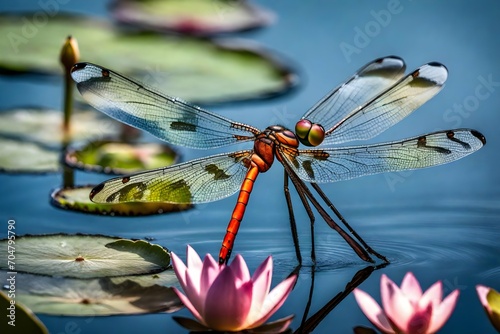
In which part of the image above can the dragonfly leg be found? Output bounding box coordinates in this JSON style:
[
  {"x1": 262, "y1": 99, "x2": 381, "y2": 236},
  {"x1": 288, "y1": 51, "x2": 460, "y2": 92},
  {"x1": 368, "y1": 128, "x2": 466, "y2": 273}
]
[
  {"x1": 281, "y1": 158, "x2": 374, "y2": 263},
  {"x1": 284, "y1": 172, "x2": 303, "y2": 264},
  {"x1": 288, "y1": 172, "x2": 317, "y2": 264},
  {"x1": 300, "y1": 265, "x2": 315, "y2": 329},
  {"x1": 310, "y1": 183, "x2": 389, "y2": 264}
]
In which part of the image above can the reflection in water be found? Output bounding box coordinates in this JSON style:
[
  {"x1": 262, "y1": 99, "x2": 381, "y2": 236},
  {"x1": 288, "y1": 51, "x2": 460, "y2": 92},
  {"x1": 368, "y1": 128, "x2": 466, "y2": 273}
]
[
  {"x1": 293, "y1": 264, "x2": 384, "y2": 334},
  {"x1": 239, "y1": 201, "x2": 500, "y2": 270},
  {"x1": 159, "y1": 197, "x2": 500, "y2": 279}
]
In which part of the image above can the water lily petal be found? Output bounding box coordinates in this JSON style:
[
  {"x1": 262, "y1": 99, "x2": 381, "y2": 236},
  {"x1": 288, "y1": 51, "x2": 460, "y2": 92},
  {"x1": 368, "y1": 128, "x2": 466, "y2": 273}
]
[
  {"x1": 200, "y1": 254, "x2": 220, "y2": 301},
  {"x1": 427, "y1": 289, "x2": 459, "y2": 333},
  {"x1": 381, "y1": 274, "x2": 414, "y2": 332},
  {"x1": 249, "y1": 314, "x2": 295, "y2": 333},
  {"x1": 230, "y1": 254, "x2": 251, "y2": 285},
  {"x1": 187, "y1": 245, "x2": 203, "y2": 279},
  {"x1": 406, "y1": 303, "x2": 432, "y2": 334},
  {"x1": 204, "y1": 266, "x2": 253, "y2": 331},
  {"x1": 248, "y1": 274, "x2": 297, "y2": 328},
  {"x1": 353, "y1": 288, "x2": 394, "y2": 334},
  {"x1": 401, "y1": 272, "x2": 423, "y2": 303},
  {"x1": 171, "y1": 251, "x2": 189, "y2": 292},
  {"x1": 247, "y1": 256, "x2": 273, "y2": 321},
  {"x1": 252, "y1": 256, "x2": 273, "y2": 293},
  {"x1": 185, "y1": 265, "x2": 204, "y2": 314},
  {"x1": 477, "y1": 285, "x2": 492, "y2": 312},
  {"x1": 172, "y1": 287, "x2": 205, "y2": 325},
  {"x1": 419, "y1": 281, "x2": 443, "y2": 310}
]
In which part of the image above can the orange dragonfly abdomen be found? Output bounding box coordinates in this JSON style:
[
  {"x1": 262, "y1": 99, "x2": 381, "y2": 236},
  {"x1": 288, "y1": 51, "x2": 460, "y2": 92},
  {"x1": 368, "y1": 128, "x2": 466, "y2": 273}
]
[{"x1": 219, "y1": 164, "x2": 260, "y2": 264}]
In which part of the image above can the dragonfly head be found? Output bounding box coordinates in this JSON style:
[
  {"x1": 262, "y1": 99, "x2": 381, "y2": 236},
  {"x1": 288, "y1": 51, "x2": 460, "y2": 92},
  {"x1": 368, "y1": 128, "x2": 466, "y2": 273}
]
[{"x1": 295, "y1": 119, "x2": 325, "y2": 147}]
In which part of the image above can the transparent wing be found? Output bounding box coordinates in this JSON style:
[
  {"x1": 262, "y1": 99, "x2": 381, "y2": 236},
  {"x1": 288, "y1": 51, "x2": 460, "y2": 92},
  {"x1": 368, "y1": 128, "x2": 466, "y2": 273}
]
[
  {"x1": 281, "y1": 129, "x2": 485, "y2": 183},
  {"x1": 323, "y1": 62, "x2": 448, "y2": 145},
  {"x1": 301, "y1": 56, "x2": 406, "y2": 131},
  {"x1": 90, "y1": 151, "x2": 253, "y2": 204},
  {"x1": 71, "y1": 63, "x2": 260, "y2": 149}
]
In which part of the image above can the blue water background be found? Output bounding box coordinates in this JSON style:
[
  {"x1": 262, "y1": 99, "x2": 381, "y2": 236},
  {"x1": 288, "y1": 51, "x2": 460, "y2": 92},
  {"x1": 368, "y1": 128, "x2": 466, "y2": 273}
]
[{"x1": 0, "y1": 1, "x2": 499, "y2": 333}]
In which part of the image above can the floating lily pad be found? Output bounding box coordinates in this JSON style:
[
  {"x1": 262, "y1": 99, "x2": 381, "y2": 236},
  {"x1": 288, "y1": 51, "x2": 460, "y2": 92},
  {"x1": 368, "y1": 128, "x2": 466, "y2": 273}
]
[
  {"x1": 0, "y1": 136, "x2": 60, "y2": 173},
  {"x1": 110, "y1": 269, "x2": 179, "y2": 288},
  {"x1": 65, "y1": 140, "x2": 178, "y2": 174},
  {"x1": 0, "y1": 107, "x2": 122, "y2": 146},
  {"x1": 51, "y1": 185, "x2": 192, "y2": 215},
  {"x1": 0, "y1": 290, "x2": 48, "y2": 333},
  {"x1": 0, "y1": 14, "x2": 297, "y2": 103},
  {"x1": 111, "y1": 0, "x2": 275, "y2": 35},
  {"x1": 0, "y1": 234, "x2": 170, "y2": 278},
  {"x1": 0, "y1": 271, "x2": 183, "y2": 316}
]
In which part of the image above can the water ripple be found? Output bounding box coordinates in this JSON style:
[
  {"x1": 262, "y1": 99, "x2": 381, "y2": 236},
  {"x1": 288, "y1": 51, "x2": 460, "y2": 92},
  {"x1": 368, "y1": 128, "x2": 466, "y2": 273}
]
[{"x1": 152, "y1": 200, "x2": 500, "y2": 277}]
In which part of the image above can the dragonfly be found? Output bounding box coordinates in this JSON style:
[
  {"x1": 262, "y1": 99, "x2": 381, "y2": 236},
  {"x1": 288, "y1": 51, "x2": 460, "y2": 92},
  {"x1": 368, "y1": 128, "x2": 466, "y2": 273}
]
[{"x1": 71, "y1": 56, "x2": 486, "y2": 265}]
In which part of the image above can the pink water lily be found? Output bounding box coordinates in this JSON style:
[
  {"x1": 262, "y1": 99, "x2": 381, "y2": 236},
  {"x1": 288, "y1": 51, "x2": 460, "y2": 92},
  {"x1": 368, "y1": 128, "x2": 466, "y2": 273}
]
[
  {"x1": 171, "y1": 245, "x2": 297, "y2": 333},
  {"x1": 476, "y1": 285, "x2": 500, "y2": 331},
  {"x1": 353, "y1": 272, "x2": 459, "y2": 334}
]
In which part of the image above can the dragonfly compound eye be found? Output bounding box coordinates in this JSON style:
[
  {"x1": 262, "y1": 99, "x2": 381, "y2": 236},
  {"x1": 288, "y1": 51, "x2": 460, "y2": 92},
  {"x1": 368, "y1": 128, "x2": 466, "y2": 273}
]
[{"x1": 295, "y1": 119, "x2": 325, "y2": 147}]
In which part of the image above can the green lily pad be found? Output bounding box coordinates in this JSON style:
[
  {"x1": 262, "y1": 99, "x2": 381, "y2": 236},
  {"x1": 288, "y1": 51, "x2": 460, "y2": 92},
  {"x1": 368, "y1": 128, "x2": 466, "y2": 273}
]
[
  {"x1": 0, "y1": 107, "x2": 122, "y2": 146},
  {"x1": 0, "y1": 271, "x2": 183, "y2": 316},
  {"x1": 0, "y1": 290, "x2": 48, "y2": 333},
  {"x1": 0, "y1": 108, "x2": 138, "y2": 173},
  {"x1": 65, "y1": 140, "x2": 178, "y2": 174},
  {"x1": 111, "y1": 0, "x2": 275, "y2": 35},
  {"x1": 0, "y1": 234, "x2": 170, "y2": 278},
  {"x1": 51, "y1": 185, "x2": 192, "y2": 215},
  {"x1": 0, "y1": 136, "x2": 60, "y2": 173},
  {"x1": 0, "y1": 14, "x2": 297, "y2": 103},
  {"x1": 109, "y1": 269, "x2": 179, "y2": 288}
]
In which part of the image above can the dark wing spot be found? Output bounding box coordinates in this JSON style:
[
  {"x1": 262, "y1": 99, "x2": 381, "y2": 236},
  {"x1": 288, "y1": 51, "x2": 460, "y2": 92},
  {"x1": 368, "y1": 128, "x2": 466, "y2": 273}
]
[
  {"x1": 106, "y1": 192, "x2": 120, "y2": 203},
  {"x1": 170, "y1": 180, "x2": 188, "y2": 190},
  {"x1": 431, "y1": 146, "x2": 452, "y2": 154},
  {"x1": 170, "y1": 121, "x2": 196, "y2": 132},
  {"x1": 116, "y1": 182, "x2": 148, "y2": 201},
  {"x1": 122, "y1": 176, "x2": 130, "y2": 184},
  {"x1": 71, "y1": 62, "x2": 87, "y2": 73},
  {"x1": 417, "y1": 136, "x2": 451, "y2": 154},
  {"x1": 302, "y1": 160, "x2": 315, "y2": 179},
  {"x1": 471, "y1": 130, "x2": 486, "y2": 145},
  {"x1": 417, "y1": 136, "x2": 427, "y2": 148},
  {"x1": 102, "y1": 69, "x2": 110, "y2": 77},
  {"x1": 428, "y1": 61, "x2": 443, "y2": 67},
  {"x1": 205, "y1": 164, "x2": 231, "y2": 180},
  {"x1": 90, "y1": 183, "x2": 105, "y2": 200},
  {"x1": 412, "y1": 69, "x2": 420, "y2": 78},
  {"x1": 446, "y1": 130, "x2": 471, "y2": 149}
]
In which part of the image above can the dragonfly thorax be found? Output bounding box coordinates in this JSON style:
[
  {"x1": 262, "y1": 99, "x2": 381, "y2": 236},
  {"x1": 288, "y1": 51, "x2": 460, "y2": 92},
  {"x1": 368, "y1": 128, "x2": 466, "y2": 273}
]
[{"x1": 251, "y1": 126, "x2": 300, "y2": 173}]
